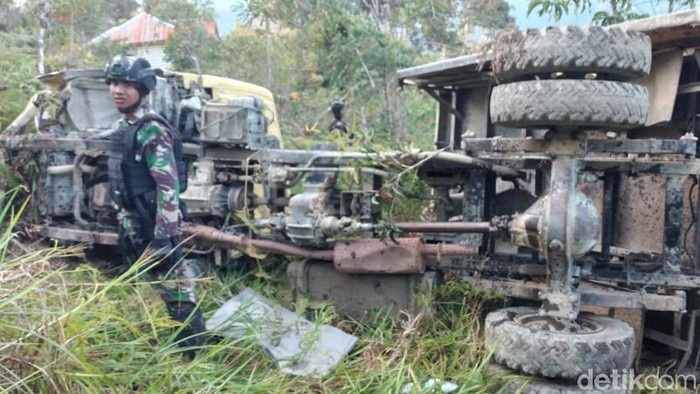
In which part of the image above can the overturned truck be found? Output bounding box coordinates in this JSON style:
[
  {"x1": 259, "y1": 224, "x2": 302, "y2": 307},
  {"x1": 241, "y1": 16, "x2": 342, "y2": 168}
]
[
  {"x1": 396, "y1": 9, "x2": 700, "y2": 378},
  {"x1": 3, "y1": 9, "x2": 700, "y2": 382}
]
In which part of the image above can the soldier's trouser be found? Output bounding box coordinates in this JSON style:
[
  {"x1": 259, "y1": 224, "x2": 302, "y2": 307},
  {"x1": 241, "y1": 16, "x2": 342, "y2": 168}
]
[
  {"x1": 122, "y1": 218, "x2": 205, "y2": 359},
  {"x1": 151, "y1": 260, "x2": 205, "y2": 359}
]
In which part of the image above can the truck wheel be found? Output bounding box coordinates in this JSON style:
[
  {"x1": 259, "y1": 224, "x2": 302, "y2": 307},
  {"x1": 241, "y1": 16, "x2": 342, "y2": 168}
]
[
  {"x1": 492, "y1": 26, "x2": 651, "y2": 82},
  {"x1": 485, "y1": 307, "x2": 635, "y2": 379},
  {"x1": 490, "y1": 80, "x2": 648, "y2": 129}
]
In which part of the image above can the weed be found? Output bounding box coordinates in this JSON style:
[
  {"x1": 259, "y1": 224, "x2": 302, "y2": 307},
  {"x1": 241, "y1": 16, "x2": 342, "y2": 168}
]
[{"x1": 0, "y1": 191, "x2": 515, "y2": 393}]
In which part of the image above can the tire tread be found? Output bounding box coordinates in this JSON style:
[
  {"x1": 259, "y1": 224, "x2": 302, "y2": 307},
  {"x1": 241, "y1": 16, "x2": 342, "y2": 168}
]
[{"x1": 492, "y1": 26, "x2": 651, "y2": 81}]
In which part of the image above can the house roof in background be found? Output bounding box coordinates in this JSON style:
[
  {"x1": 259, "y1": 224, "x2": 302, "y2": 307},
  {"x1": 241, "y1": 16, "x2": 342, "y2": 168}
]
[
  {"x1": 89, "y1": 11, "x2": 219, "y2": 46},
  {"x1": 201, "y1": 19, "x2": 219, "y2": 38},
  {"x1": 90, "y1": 12, "x2": 174, "y2": 46}
]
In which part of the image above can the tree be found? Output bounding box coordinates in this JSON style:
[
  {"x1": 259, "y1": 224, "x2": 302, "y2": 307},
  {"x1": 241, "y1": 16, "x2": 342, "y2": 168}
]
[
  {"x1": 528, "y1": 0, "x2": 697, "y2": 26},
  {"x1": 152, "y1": 0, "x2": 222, "y2": 74},
  {"x1": 145, "y1": 0, "x2": 214, "y2": 22},
  {"x1": 464, "y1": 0, "x2": 515, "y2": 40},
  {"x1": 19, "y1": 0, "x2": 139, "y2": 70},
  {"x1": 228, "y1": 0, "x2": 514, "y2": 143},
  {"x1": 0, "y1": 0, "x2": 28, "y2": 33},
  {"x1": 0, "y1": 32, "x2": 42, "y2": 130}
]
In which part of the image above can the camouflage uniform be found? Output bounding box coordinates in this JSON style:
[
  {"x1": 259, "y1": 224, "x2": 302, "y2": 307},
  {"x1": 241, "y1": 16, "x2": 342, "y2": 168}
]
[
  {"x1": 107, "y1": 55, "x2": 203, "y2": 358},
  {"x1": 116, "y1": 103, "x2": 198, "y2": 308}
]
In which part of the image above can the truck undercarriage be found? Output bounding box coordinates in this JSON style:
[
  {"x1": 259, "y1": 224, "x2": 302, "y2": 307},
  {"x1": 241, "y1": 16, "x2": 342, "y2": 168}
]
[{"x1": 4, "y1": 8, "x2": 700, "y2": 382}]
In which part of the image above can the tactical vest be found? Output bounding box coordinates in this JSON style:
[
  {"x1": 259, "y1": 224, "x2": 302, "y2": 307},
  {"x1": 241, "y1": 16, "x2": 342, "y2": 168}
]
[
  {"x1": 328, "y1": 119, "x2": 348, "y2": 134},
  {"x1": 108, "y1": 114, "x2": 188, "y2": 211}
]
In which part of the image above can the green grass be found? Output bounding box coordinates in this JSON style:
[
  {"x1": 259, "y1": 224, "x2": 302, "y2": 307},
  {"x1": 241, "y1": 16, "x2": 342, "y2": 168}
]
[
  {"x1": 0, "y1": 189, "x2": 523, "y2": 393},
  {"x1": 0, "y1": 262, "x2": 519, "y2": 393}
]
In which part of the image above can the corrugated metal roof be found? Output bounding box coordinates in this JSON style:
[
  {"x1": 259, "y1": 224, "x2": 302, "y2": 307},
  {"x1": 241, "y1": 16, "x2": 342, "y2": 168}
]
[
  {"x1": 90, "y1": 12, "x2": 220, "y2": 46},
  {"x1": 90, "y1": 12, "x2": 175, "y2": 46}
]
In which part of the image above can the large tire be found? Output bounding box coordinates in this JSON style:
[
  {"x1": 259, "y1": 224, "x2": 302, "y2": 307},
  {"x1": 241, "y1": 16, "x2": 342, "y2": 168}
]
[
  {"x1": 485, "y1": 307, "x2": 635, "y2": 379},
  {"x1": 492, "y1": 26, "x2": 651, "y2": 82},
  {"x1": 490, "y1": 80, "x2": 648, "y2": 129}
]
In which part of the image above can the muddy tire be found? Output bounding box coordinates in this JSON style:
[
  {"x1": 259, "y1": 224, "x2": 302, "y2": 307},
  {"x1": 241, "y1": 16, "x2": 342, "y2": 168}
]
[
  {"x1": 485, "y1": 307, "x2": 635, "y2": 379},
  {"x1": 489, "y1": 80, "x2": 648, "y2": 129},
  {"x1": 492, "y1": 26, "x2": 651, "y2": 82}
]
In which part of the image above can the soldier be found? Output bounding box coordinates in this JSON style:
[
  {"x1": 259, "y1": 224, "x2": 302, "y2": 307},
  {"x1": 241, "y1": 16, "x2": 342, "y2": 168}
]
[
  {"x1": 328, "y1": 100, "x2": 349, "y2": 135},
  {"x1": 105, "y1": 55, "x2": 204, "y2": 358}
]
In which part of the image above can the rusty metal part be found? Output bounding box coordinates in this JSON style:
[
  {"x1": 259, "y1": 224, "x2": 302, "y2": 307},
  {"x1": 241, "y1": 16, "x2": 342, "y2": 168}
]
[
  {"x1": 461, "y1": 171, "x2": 487, "y2": 248},
  {"x1": 509, "y1": 197, "x2": 544, "y2": 251},
  {"x1": 533, "y1": 155, "x2": 602, "y2": 319},
  {"x1": 514, "y1": 311, "x2": 603, "y2": 334},
  {"x1": 461, "y1": 155, "x2": 700, "y2": 175},
  {"x1": 619, "y1": 9, "x2": 700, "y2": 50},
  {"x1": 462, "y1": 277, "x2": 686, "y2": 312},
  {"x1": 462, "y1": 137, "x2": 696, "y2": 156},
  {"x1": 0, "y1": 134, "x2": 111, "y2": 152},
  {"x1": 391, "y1": 221, "x2": 494, "y2": 233},
  {"x1": 615, "y1": 174, "x2": 665, "y2": 254},
  {"x1": 288, "y1": 260, "x2": 441, "y2": 319},
  {"x1": 72, "y1": 154, "x2": 89, "y2": 226},
  {"x1": 182, "y1": 223, "x2": 334, "y2": 260},
  {"x1": 226, "y1": 185, "x2": 251, "y2": 213},
  {"x1": 542, "y1": 157, "x2": 581, "y2": 319},
  {"x1": 663, "y1": 175, "x2": 685, "y2": 272},
  {"x1": 285, "y1": 166, "x2": 390, "y2": 178},
  {"x1": 333, "y1": 238, "x2": 478, "y2": 274},
  {"x1": 423, "y1": 151, "x2": 521, "y2": 177},
  {"x1": 509, "y1": 190, "x2": 599, "y2": 260},
  {"x1": 334, "y1": 238, "x2": 424, "y2": 274},
  {"x1": 491, "y1": 188, "x2": 537, "y2": 216},
  {"x1": 588, "y1": 268, "x2": 700, "y2": 288},
  {"x1": 259, "y1": 148, "x2": 521, "y2": 177},
  {"x1": 38, "y1": 226, "x2": 118, "y2": 245},
  {"x1": 419, "y1": 243, "x2": 479, "y2": 256}
]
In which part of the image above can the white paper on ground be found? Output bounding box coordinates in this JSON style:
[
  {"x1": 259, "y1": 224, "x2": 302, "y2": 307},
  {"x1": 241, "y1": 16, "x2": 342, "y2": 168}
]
[{"x1": 206, "y1": 287, "x2": 358, "y2": 377}]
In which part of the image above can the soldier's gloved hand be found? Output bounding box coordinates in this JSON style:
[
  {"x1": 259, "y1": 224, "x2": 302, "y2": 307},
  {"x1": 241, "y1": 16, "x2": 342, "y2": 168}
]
[{"x1": 149, "y1": 237, "x2": 173, "y2": 262}]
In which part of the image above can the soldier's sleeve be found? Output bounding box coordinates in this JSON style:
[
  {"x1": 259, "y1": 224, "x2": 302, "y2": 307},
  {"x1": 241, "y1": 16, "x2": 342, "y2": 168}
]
[{"x1": 136, "y1": 121, "x2": 181, "y2": 239}]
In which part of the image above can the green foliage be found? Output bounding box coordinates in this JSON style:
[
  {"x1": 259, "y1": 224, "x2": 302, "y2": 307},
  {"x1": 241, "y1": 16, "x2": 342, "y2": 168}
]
[
  {"x1": 87, "y1": 40, "x2": 130, "y2": 69},
  {"x1": 0, "y1": 1, "x2": 29, "y2": 32},
  {"x1": 528, "y1": 0, "x2": 697, "y2": 25},
  {"x1": 465, "y1": 0, "x2": 516, "y2": 31},
  {"x1": 145, "y1": 0, "x2": 215, "y2": 21},
  {"x1": 152, "y1": 0, "x2": 220, "y2": 73},
  {"x1": 20, "y1": 0, "x2": 139, "y2": 69},
  {"x1": 0, "y1": 252, "x2": 509, "y2": 392},
  {"x1": 402, "y1": 89, "x2": 437, "y2": 151},
  {"x1": 377, "y1": 169, "x2": 432, "y2": 223},
  {"x1": 0, "y1": 188, "x2": 512, "y2": 392},
  {"x1": 164, "y1": 25, "x2": 223, "y2": 71},
  {"x1": 222, "y1": 0, "x2": 514, "y2": 145},
  {"x1": 0, "y1": 0, "x2": 517, "y2": 149},
  {"x1": 0, "y1": 32, "x2": 40, "y2": 131}
]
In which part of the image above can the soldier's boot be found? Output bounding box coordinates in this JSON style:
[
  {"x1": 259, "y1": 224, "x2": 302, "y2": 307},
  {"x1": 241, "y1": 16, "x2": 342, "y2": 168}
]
[{"x1": 166, "y1": 301, "x2": 205, "y2": 360}]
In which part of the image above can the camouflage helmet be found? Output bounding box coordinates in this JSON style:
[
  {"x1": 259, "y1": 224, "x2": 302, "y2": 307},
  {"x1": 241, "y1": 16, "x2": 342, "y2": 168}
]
[{"x1": 105, "y1": 55, "x2": 156, "y2": 95}]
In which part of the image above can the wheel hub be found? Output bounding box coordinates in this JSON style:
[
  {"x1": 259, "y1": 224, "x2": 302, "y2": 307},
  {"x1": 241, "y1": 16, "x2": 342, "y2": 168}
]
[{"x1": 514, "y1": 313, "x2": 604, "y2": 334}]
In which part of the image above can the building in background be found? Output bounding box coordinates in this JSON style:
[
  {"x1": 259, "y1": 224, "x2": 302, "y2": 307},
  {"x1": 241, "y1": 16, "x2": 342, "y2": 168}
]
[{"x1": 89, "y1": 11, "x2": 218, "y2": 69}]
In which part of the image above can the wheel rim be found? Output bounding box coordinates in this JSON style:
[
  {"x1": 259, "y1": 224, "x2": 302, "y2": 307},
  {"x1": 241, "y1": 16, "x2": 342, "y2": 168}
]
[{"x1": 514, "y1": 313, "x2": 604, "y2": 334}]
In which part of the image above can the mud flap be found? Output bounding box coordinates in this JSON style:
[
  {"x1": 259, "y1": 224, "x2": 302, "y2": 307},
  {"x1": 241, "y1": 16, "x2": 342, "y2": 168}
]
[{"x1": 205, "y1": 288, "x2": 357, "y2": 377}]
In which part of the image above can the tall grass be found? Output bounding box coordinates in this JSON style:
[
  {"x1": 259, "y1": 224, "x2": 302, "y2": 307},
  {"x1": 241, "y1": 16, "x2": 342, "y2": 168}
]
[{"x1": 0, "y1": 188, "x2": 517, "y2": 393}]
